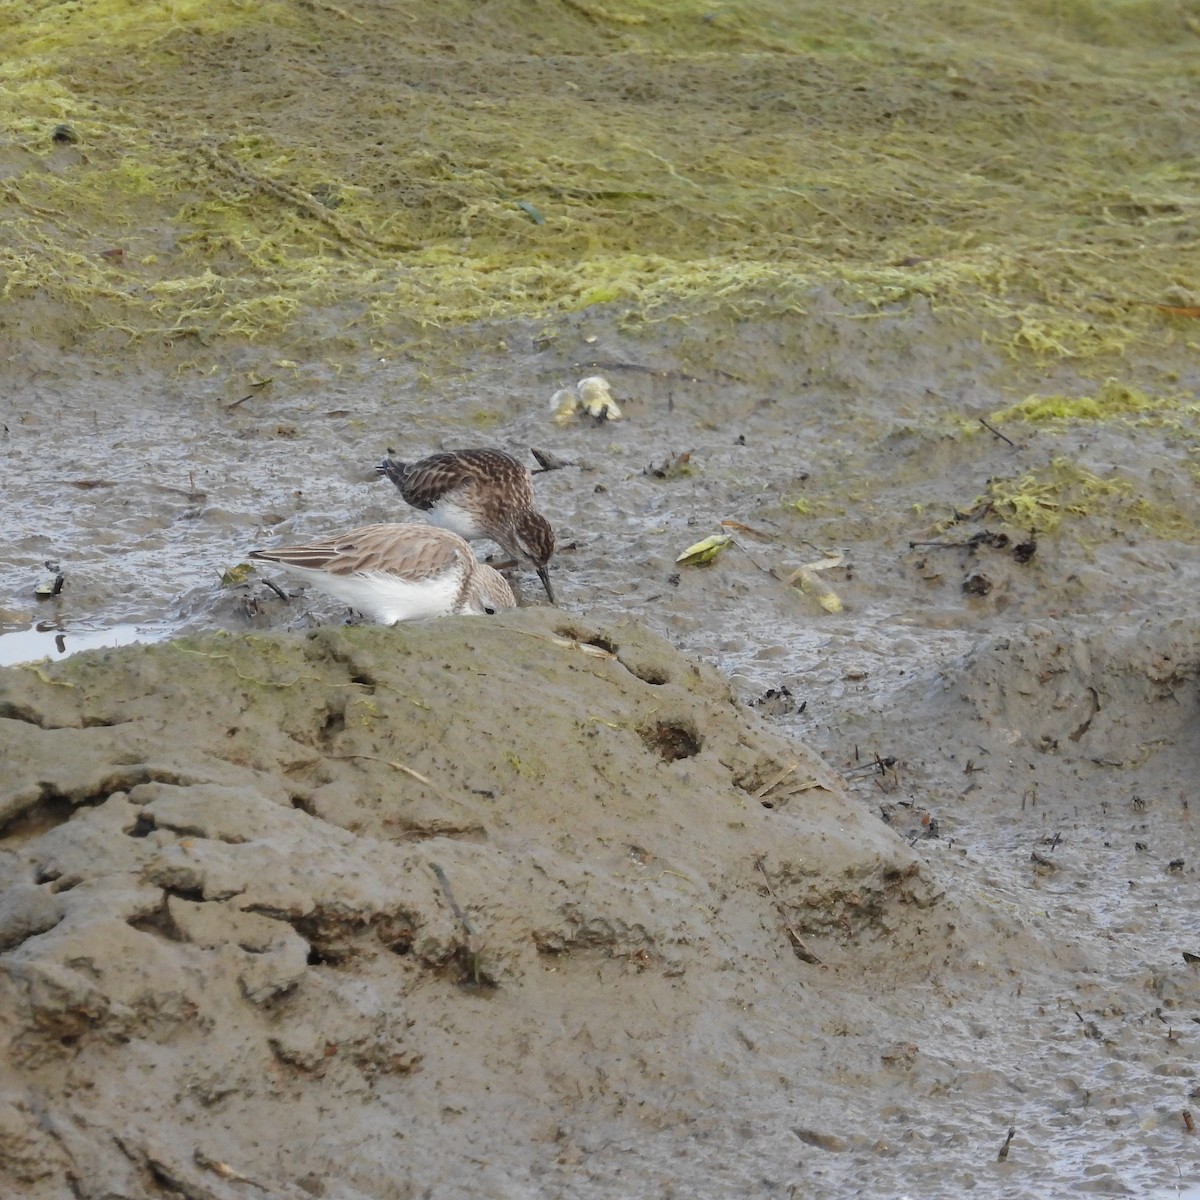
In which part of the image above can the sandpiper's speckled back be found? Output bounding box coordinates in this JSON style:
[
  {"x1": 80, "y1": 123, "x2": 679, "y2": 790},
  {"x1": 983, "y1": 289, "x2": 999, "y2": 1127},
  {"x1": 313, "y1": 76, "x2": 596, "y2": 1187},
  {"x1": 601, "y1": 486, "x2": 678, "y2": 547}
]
[{"x1": 377, "y1": 448, "x2": 555, "y2": 569}]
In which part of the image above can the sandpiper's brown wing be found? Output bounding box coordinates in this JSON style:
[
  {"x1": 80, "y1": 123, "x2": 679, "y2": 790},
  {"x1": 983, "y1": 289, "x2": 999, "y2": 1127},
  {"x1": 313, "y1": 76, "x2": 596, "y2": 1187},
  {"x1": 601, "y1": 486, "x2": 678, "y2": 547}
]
[
  {"x1": 378, "y1": 449, "x2": 532, "y2": 510},
  {"x1": 251, "y1": 524, "x2": 471, "y2": 579}
]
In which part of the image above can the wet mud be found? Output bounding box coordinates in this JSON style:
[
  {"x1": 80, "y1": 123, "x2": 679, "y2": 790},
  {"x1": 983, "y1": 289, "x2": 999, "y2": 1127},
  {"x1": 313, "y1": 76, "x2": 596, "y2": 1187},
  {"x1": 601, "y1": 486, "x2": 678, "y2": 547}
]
[
  {"x1": 4, "y1": 0, "x2": 1200, "y2": 1193},
  {"x1": 2, "y1": 302, "x2": 1200, "y2": 1198}
]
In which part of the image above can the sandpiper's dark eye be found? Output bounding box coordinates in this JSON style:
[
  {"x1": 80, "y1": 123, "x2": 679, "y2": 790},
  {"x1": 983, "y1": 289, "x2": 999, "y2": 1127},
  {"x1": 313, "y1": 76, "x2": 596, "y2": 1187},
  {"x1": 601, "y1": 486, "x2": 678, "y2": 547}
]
[{"x1": 484, "y1": 604, "x2": 496, "y2": 615}]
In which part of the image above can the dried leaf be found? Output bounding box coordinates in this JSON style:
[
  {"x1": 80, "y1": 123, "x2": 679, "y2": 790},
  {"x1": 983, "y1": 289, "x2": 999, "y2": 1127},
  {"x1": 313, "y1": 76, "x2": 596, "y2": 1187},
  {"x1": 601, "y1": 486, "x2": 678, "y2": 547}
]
[
  {"x1": 782, "y1": 555, "x2": 845, "y2": 613},
  {"x1": 549, "y1": 375, "x2": 621, "y2": 424},
  {"x1": 221, "y1": 563, "x2": 255, "y2": 587},
  {"x1": 676, "y1": 534, "x2": 732, "y2": 566},
  {"x1": 791, "y1": 568, "x2": 843, "y2": 612}
]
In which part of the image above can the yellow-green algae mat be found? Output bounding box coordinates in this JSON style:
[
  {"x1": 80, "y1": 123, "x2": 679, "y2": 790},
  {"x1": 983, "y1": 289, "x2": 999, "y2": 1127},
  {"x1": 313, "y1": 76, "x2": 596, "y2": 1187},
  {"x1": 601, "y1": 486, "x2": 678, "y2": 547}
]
[{"x1": 1, "y1": 0, "x2": 1198, "y2": 359}]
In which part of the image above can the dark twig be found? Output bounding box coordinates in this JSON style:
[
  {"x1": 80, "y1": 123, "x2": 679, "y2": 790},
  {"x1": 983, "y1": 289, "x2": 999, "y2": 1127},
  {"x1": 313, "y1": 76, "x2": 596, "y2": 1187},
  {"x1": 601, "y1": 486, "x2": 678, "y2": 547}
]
[
  {"x1": 754, "y1": 857, "x2": 821, "y2": 964},
  {"x1": 979, "y1": 417, "x2": 1016, "y2": 448},
  {"x1": 224, "y1": 393, "x2": 255, "y2": 410},
  {"x1": 431, "y1": 863, "x2": 475, "y2": 936},
  {"x1": 843, "y1": 754, "x2": 897, "y2": 778},
  {"x1": 997, "y1": 1125, "x2": 1016, "y2": 1161},
  {"x1": 432, "y1": 863, "x2": 489, "y2": 987},
  {"x1": 262, "y1": 578, "x2": 289, "y2": 602}
]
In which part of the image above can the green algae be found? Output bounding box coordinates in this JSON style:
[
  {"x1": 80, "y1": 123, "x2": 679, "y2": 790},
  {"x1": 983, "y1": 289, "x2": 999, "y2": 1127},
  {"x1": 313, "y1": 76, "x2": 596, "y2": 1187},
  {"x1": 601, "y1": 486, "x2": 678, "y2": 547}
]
[
  {"x1": 1, "y1": 0, "x2": 1198, "y2": 358},
  {"x1": 980, "y1": 456, "x2": 1198, "y2": 541},
  {"x1": 992, "y1": 378, "x2": 1200, "y2": 425}
]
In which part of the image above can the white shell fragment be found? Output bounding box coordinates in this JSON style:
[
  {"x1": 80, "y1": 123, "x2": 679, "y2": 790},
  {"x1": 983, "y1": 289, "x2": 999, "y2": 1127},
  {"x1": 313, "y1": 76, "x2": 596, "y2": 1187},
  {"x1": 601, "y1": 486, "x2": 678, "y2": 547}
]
[
  {"x1": 549, "y1": 387, "x2": 580, "y2": 424},
  {"x1": 577, "y1": 375, "x2": 622, "y2": 421},
  {"x1": 548, "y1": 375, "x2": 622, "y2": 424}
]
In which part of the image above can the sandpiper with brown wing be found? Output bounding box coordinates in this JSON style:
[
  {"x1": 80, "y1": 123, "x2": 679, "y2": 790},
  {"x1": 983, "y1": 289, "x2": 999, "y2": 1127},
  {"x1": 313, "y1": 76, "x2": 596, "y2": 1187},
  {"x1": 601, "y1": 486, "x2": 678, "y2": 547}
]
[
  {"x1": 250, "y1": 523, "x2": 516, "y2": 625},
  {"x1": 376, "y1": 448, "x2": 556, "y2": 603}
]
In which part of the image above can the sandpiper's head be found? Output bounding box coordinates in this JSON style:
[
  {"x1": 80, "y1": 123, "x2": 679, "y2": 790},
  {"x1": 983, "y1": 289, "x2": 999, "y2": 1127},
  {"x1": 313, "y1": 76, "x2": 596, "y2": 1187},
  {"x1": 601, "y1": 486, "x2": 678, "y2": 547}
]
[
  {"x1": 509, "y1": 510, "x2": 556, "y2": 604},
  {"x1": 463, "y1": 565, "x2": 518, "y2": 616},
  {"x1": 510, "y1": 510, "x2": 555, "y2": 569}
]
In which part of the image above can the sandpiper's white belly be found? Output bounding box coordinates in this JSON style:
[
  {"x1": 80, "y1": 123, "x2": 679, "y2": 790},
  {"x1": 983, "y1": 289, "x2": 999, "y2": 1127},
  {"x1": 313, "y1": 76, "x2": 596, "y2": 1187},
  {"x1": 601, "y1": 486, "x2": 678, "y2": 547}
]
[
  {"x1": 425, "y1": 496, "x2": 490, "y2": 543},
  {"x1": 274, "y1": 564, "x2": 462, "y2": 625}
]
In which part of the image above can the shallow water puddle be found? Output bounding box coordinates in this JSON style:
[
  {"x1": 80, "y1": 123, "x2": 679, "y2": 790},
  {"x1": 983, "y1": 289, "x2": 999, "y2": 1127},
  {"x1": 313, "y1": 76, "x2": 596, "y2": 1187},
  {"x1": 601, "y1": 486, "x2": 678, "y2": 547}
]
[{"x1": 0, "y1": 622, "x2": 171, "y2": 666}]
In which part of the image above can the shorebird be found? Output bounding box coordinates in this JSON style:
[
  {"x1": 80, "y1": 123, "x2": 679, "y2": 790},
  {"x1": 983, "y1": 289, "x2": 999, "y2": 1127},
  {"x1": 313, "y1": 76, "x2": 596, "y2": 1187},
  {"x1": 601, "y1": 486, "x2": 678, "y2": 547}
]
[
  {"x1": 376, "y1": 448, "x2": 556, "y2": 603},
  {"x1": 249, "y1": 523, "x2": 516, "y2": 625}
]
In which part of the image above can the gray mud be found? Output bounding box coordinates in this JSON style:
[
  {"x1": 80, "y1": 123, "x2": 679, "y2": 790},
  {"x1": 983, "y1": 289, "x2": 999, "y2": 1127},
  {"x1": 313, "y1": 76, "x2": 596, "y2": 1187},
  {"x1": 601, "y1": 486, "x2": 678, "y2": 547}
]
[{"x1": 2, "y1": 303, "x2": 1200, "y2": 1198}]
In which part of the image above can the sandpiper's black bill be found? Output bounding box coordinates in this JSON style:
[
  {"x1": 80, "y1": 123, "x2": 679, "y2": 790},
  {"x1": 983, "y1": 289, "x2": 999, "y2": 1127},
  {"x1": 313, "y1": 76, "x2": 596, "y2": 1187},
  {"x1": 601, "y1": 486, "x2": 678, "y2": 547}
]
[{"x1": 537, "y1": 565, "x2": 556, "y2": 605}]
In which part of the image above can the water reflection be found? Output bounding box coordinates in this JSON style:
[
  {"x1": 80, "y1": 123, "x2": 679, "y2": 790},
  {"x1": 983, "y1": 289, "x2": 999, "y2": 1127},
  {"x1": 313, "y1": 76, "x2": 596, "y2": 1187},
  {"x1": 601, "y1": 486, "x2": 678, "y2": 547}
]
[{"x1": 0, "y1": 621, "x2": 169, "y2": 666}]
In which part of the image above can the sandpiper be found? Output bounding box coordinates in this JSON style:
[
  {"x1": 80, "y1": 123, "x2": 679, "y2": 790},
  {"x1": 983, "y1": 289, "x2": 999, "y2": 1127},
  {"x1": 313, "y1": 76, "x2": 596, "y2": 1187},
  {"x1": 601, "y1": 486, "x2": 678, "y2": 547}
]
[
  {"x1": 249, "y1": 523, "x2": 516, "y2": 625},
  {"x1": 376, "y1": 448, "x2": 556, "y2": 603}
]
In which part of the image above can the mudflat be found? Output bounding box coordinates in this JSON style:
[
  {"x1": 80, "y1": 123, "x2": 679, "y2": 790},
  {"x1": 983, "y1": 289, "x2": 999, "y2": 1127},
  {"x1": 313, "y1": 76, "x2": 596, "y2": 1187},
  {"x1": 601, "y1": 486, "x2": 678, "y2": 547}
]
[{"x1": 2, "y1": 1, "x2": 1200, "y2": 1196}]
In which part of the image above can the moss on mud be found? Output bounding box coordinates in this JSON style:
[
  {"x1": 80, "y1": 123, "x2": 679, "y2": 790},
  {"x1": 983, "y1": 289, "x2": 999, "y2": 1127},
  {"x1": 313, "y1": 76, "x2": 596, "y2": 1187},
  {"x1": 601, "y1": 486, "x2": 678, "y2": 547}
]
[{"x1": 2, "y1": 0, "x2": 1197, "y2": 359}]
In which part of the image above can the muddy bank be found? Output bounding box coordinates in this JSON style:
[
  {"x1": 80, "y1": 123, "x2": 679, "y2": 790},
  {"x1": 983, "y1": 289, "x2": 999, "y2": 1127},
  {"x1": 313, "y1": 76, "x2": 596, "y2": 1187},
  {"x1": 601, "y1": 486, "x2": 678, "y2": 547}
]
[
  {"x1": 2, "y1": 608, "x2": 1198, "y2": 1198},
  {"x1": 1, "y1": 611, "x2": 943, "y2": 1199}
]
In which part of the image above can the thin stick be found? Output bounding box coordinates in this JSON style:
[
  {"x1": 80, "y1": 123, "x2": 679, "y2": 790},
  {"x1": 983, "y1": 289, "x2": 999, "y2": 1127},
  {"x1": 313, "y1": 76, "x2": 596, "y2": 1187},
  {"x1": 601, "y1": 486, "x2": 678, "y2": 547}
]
[
  {"x1": 908, "y1": 539, "x2": 979, "y2": 549},
  {"x1": 720, "y1": 518, "x2": 777, "y2": 543},
  {"x1": 506, "y1": 628, "x2": 616, "y2": 660},
  {"x1": 729, "y1": 538, "x2": 776, "y2": 577},
  {"x1": 325, "y1": 753, "x2": 457, "y2": 806},
  {"x1": 979, "y1": 417, "x2": 1016, "y2": 447},
  {"x1": 754, "y1": 857, "x2": 821, "y2": 964},
  {"x1": 431, "y1": 863, "x2": 475, "y2": 935},
  {"x1": 193, "y1": 1150, "x2": 271, "y2": 1192},
  {"x1": 843, "y1": 755, "x2": 895, "y2": 778},
  {"x1": 432, "y1": 862, "x2": 487, "y2": 986},
  {"x1": 752, "y1": 762, "x2": 799, "y2": 800},
  {"x1": 262, "y1": 578, "x2": 289, "y2": 601}
]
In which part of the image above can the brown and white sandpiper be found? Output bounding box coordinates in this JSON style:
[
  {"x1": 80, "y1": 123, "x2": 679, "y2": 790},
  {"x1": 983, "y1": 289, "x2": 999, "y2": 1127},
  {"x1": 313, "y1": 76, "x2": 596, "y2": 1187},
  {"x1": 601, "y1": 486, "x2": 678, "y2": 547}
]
[
  {"x1": 250, "y1": 523, "x2": 516, "y2": 625},
  {"x1": 376, "y1": 448, "x2": 556, "y2": 603}
]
